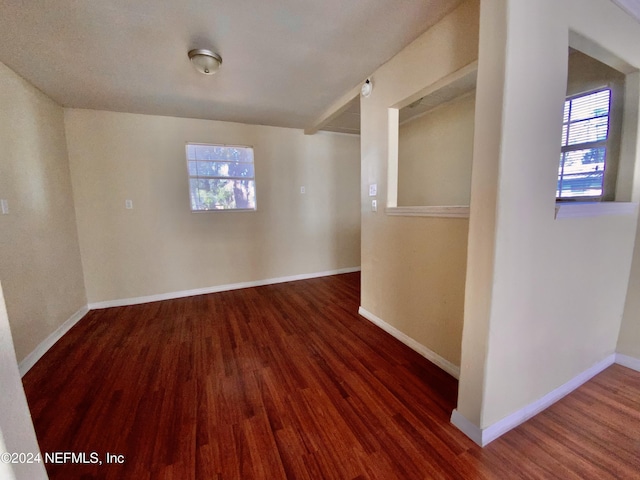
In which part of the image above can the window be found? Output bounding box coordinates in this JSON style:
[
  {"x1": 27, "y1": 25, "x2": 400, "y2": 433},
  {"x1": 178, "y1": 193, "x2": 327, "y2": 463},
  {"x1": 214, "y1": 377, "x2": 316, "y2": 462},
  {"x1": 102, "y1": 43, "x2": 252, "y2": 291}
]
[
  {"x1": 558, "y1": 88, "x2": 611, "y2": 200},
  {"x1": 186, "y1": 143, "x2": 256, "y2": 211}
]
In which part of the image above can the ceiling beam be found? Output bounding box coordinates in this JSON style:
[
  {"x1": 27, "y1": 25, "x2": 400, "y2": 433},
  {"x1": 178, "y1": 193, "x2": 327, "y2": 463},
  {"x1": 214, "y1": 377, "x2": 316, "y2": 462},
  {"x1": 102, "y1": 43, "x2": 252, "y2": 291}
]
[{"x1": 304, "y1": 83, "x2": 361, "y2": 135}]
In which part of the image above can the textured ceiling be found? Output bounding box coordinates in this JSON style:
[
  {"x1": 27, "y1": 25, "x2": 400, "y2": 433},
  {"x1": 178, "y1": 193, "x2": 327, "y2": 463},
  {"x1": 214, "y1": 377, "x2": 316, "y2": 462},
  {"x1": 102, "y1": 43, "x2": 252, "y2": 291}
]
[{"x1": 0, "y1": 0, "x2": 463, "y2": 129}]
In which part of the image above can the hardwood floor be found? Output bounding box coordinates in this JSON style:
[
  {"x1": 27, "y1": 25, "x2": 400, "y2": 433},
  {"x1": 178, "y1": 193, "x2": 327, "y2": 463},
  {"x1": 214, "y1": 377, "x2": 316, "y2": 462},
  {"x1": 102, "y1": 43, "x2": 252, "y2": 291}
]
[{"x1": 22, "y1": 273, "x2": 640, "y2": 479}]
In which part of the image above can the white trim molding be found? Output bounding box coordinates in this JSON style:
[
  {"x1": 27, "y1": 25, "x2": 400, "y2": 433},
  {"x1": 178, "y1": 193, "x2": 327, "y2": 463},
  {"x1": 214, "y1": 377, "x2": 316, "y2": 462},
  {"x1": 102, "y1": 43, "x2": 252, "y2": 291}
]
[
  {"x1": 555, "y1": 202, "x2": 637, "y2": 219},
  {"x1": 616, "y1": 353, "x2": 640, "y2": 372},
  {"x1": 385, "y1": 206, "x2": 470, "y2": 218},
  {"x1": 19, "y1": 305, "x2": 89, "y2": 377},
  {"x1": 450, "y1": 409, "x2": 483, "y2": 446},
  {"x1": 451, "y1": 354, "x2": 616, "y2": 446},
  {"x1": 89, "y1": 267, "x2": 361, "y2": 310},
  {"x1": 358, "y1": 306, "x2": 460, "y2": 379},
  {"x1": 20, "y1": 268, "x2": 361, "y2": 375}
]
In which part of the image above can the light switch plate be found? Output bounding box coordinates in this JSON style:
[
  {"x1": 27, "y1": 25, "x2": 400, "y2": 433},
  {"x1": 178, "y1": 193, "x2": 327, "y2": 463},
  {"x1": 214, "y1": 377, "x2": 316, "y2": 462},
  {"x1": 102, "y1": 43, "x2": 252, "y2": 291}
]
[
  {"x1": 125, "y1": 199, "x2": 133, "y2": 209},
  {"x1": 371, "y1": 199, "x2": 377, "y2": 212},
  {"x1": 369, "y1": 184, "x2": 377, "y2": 197},
  {"x1": 1, "y1": 199, "x2": 8, "y2": 215}
]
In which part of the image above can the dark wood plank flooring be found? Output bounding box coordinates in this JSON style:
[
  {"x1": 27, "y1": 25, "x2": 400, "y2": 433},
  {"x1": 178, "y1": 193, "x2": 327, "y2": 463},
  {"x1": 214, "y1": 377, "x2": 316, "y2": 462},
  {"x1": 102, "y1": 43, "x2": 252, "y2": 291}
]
[{"x1": 22, "y1": 273, "x2": 640, "y2": 479}]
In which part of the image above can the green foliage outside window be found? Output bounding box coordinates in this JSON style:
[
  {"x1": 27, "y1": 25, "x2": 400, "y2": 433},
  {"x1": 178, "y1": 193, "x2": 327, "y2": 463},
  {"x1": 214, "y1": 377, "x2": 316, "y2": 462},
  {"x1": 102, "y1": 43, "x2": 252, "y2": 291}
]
[{"x1": 186, "y1": 144, "x2": 256, "y2": 210}]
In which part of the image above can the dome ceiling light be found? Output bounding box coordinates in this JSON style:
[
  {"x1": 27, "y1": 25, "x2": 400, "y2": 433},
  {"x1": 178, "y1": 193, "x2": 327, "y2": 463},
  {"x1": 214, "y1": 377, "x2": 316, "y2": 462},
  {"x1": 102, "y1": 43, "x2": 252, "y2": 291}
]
[{"x1": 188, "y1": 49, "x2": 222, "y2": 75}]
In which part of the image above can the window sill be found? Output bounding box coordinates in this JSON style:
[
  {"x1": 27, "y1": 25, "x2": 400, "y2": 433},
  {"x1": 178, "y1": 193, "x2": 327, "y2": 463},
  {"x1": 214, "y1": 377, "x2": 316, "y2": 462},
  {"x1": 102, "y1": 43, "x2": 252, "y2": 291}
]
[
  {"x1": 191, "y1": 208, "x2": 257, "y2": 213},
  {"x1": 554, "y1": 202, "x2": 638, "y2": 219},
  {"x1": 385, "y1": 206, "x2": 470, "y2": 218}
]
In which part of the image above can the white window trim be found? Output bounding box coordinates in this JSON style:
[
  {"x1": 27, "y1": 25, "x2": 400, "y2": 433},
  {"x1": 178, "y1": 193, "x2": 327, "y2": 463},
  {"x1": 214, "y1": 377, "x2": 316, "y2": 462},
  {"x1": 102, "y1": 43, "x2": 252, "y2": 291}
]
[{"x1": 554, "y1": 201, "x2": 637, "y2": 219}]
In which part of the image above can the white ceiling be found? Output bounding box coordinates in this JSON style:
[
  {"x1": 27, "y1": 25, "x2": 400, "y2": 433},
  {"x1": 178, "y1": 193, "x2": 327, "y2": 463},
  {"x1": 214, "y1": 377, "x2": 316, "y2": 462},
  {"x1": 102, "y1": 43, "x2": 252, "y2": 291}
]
[{"x1": 0, "y1": 0, "x2": 463, "y2": 129}]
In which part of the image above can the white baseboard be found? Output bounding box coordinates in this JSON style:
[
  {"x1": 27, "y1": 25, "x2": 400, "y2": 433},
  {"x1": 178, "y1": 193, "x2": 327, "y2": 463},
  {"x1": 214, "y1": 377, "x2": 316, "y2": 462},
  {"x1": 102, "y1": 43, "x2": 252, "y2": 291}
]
[
  {"x1": 451, "y1": 354, "x2": 616, "y2": 446},
  {"x1": 450, "y1": 409, "x2": 483, "y2": 446},
  {"x1": 88, "y1": 267, "x2": 361, "y2": 310},
  {"x1": 19, "y1": 268, "x2": 360, "y2": 375},
  {"x1": 18, "y1": 305, "x2": 89, "y2": 377},
  {"x1": 616, "y1": 353, "x2": 640, "y2": 372},
  {"x1": 357, "y1": 306, "x2": 460, "y2": 379}
]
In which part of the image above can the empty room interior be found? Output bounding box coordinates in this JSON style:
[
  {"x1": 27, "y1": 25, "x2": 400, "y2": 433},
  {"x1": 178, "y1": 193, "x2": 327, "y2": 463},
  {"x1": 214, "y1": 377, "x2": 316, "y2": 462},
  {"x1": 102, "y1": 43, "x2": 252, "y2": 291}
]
[{"x1": 2, "y1": 0, "x2": 640, "y2": 479}]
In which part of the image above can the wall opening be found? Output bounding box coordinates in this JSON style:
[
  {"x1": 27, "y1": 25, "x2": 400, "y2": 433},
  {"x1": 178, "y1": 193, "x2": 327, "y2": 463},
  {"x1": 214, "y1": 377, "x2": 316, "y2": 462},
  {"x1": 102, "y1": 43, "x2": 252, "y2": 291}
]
[{"x1": 387, "y1": 62, "x2": 477, "y2": 214}]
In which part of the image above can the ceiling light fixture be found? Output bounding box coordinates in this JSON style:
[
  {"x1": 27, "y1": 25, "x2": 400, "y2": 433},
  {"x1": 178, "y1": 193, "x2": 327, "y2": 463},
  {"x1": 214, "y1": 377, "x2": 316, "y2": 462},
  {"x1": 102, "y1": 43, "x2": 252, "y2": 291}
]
[{"x1": 188, "y1": 49, "x2": 222, "y2": 75}]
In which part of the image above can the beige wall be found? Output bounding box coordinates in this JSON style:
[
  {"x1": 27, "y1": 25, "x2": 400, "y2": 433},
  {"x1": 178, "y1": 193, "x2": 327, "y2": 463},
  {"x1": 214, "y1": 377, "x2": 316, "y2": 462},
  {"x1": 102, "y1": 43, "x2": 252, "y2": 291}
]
[
  {"x1": 567, "y1": 48, "x2": 626, "y2": 97},
  {"x1": 457, "y1": 0, "x2": 640, "y2": 430},
  {"x1": 64, "y1": 109, "x2": 360, "y2": 304},
  {"x1": 0, "y1": 282, "x2": 48, "y2": 479},
  {"x1": 619, "y1": 219, "x2": 640, "y2": 359},
  {"x1": 566, "y1": 52, "x2": 632, "y2": 360},
  {"x1": 619, "y1": 57, "x2": 640, "y2": 362},
  {"x1": 360, "y1": 0, "x2": 479, "y2": 367},
  {"x1": 0, "y1": 61, "x2": 86, "y2": 363},
  {"x1": 456, "y1": 0, "x2": 506, "y2": 427},
  {"x1": 569, "y1": 51, "x2": 640, "y2": 361},
  {"x1": 398, "y1": 93, "x2": 475, "y2": 206}
]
